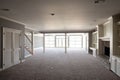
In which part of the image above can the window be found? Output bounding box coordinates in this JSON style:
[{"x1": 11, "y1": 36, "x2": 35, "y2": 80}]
[
  {"x1": 69, "y1": 35, "x2": 83, "y2": 48},
  {"x1": 45, "y1": 35, "x2": 55, "y2": 47},
  {"x1": 56, "y1": 35, "x2": 66, "y2": 48}
]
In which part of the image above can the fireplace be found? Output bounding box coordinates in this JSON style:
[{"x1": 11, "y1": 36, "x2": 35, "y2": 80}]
[
  {"x1": 103, "y1": 41, "x2": 110, "y2": 57},
  {"x1": 104, "y1": 46, "x2": 110, "y2": 57}
]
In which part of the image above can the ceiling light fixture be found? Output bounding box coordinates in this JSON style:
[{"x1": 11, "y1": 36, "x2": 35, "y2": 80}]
[
  {"x1": 94, "y1": 0, "x2": 106, "y2": 4},
  {"x1": 51, "y1": 13, "x2": 55, "y2": 16}
]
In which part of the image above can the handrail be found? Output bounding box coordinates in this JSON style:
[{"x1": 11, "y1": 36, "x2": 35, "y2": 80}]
[
  {"x1": 24, "y1": 45, "x2": 33, "y2": 55},
  {"x1": 24, "y1": 33, "x2": 32, "y2": 43}
]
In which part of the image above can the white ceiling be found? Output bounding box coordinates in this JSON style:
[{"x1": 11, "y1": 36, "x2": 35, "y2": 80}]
[{"x1": 0, "y1": 0, "x2": 120, "y2": 32}]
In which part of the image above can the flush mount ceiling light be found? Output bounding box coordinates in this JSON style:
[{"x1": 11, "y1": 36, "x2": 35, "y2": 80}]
[
  {"x1": 0, "y1": 8, "x2": 10, "y2": 11},
  {"x1": 50, "y1": 13, "x2": 55, "y2": 16},
  {"x1": 94, "y1": 0, "x2": 106, "y2": 4}
]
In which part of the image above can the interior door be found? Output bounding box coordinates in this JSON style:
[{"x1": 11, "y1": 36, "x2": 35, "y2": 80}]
[
  {"x1": 3, "y1": 28, "x2": 13, "y2": 69},
  {"x1": 13, "y1": 32, "x2": 21, "y2": 65},
  {"x1": 3, "y1": 27, "x2": 21, "y2": 69}
]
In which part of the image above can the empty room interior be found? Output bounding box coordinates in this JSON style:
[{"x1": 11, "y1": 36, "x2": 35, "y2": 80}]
[{"x1": 0, "y1": 0, "x2": 120, "y2": 80}]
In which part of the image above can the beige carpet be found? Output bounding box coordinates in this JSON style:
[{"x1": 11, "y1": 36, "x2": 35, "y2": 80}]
[{"x1": 0, "y1": 48, "x2": 120, "y2": 80}]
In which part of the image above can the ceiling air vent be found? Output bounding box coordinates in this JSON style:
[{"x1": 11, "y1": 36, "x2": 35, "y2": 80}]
[
  {"x1": 94, "y1": 0, "x2": 106, "y2": 4},
  {"x1": 0, "y1": 8, "x2": 10, "y2": 11}
]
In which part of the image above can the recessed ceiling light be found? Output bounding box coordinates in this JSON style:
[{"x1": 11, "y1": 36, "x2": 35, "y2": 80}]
[{"x1": 0, "y1": 8, "x2": 10, "y2": 11}]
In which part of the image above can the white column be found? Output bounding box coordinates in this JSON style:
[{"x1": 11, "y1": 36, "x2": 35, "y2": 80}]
[
  {"x1": 55, "y1": 35, "x2": 56, "y2": 48},
  {"x1": 65, "y1": 33, "x2": 67, "y2": 53},
  {"x1": 31, "y1": 32, "x2": 34, "y2": 55},
  {"x1": 43, "y1": 33, "x2": 45, "y2": 53}
]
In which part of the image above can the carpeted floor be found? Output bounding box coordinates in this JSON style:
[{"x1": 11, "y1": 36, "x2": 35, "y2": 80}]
[{"x1": 0, "y1": 48, "x2": 120, "y2": 80}]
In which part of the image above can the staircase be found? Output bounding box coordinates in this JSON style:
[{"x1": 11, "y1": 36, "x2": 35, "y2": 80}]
[
  {"x1": 24, "y1": 32, "x2": 34, "y2": 56},
  {"x1": 24, "y1": 45, "x2": 33, "y2": 55}
]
